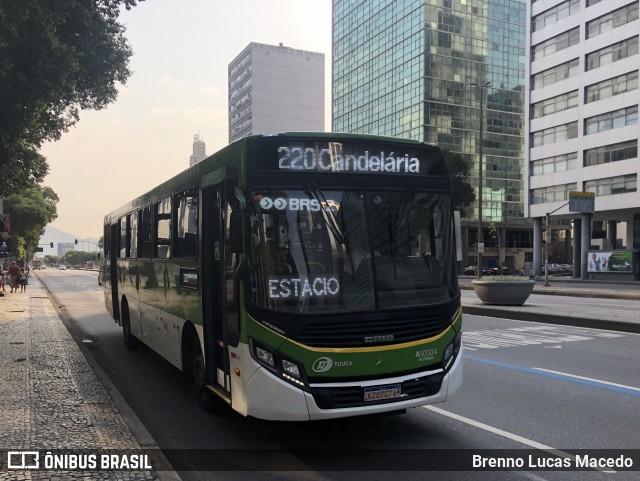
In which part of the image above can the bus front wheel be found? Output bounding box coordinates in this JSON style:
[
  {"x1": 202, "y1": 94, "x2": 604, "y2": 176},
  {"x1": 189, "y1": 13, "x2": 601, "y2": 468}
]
[
  {"x1": 191, "y1": 336, "x2": 218, "y2": 413},
  {"x1": 122, "y1": 301, "x2": 141, "y2": 351}
]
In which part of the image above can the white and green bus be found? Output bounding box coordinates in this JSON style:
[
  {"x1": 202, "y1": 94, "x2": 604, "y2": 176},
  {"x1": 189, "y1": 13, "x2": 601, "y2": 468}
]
[{"x1": 103, "y1": 132, "x2": 463, "y2": 421}]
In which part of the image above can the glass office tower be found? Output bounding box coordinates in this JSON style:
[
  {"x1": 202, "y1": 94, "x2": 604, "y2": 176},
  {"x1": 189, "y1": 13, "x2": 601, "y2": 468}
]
[{"x1": 333, "y1": 0, "x2": 529, "y2": 270}]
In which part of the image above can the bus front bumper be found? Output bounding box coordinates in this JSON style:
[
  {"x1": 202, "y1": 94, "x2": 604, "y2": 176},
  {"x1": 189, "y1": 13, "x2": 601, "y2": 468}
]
[{"x1": 244, "y1": 346, "x2": 463, "y2": 421}]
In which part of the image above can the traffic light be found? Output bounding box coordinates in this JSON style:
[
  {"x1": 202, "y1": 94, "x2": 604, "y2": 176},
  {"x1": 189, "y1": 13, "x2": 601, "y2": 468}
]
[
  {"x1": 75, "y1": 239, "x2": 78, "y2": 244},
  {"x1": 50, "y1": 242, "x2": 54, "y2": 248}
]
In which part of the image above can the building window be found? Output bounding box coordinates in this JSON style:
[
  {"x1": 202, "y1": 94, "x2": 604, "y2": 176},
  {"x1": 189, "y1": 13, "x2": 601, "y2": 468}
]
[
  {"x1": 587, "y1": 3, "x2": 639, "y2": 39},
  {"x1": 531, "y1": 90, "x2": 578, "y2": 118},
  {"x1": 586, "y1": 36, "x2": 639, "y2": 71},
  {"x1": 531, "y1": 59, "x2": 579, "y2": 89},
  {"x1": 584, "y1": 140, "x2": 638, "y2": 166},
  {"x1": 585, "y1": 70, "x2": 638, "y2": 103},
  {"x1": 587, "y1": 0, "x2": 602, "y2": 6},
  {"x1": 532, "y1": 27, "x2": 580, "y2": 61},
  {"x1": 585, "y1": 175, "x2": 637, "y2": 196},
  {"x1": 531, "y1": 152, "x2": 577, "y2": 175},
  {"x1": 531, "y1": 122, "x2": 578, "y2": 147},
  {"x1": 532, "y1": 0, "x2": 579, "y2": 32},
  {"x1": 584, "y1": 106, "x2": 638, "y2": 135},
  {"x1": 530, "y1": 183, "x2": 577, "y2": 204}
]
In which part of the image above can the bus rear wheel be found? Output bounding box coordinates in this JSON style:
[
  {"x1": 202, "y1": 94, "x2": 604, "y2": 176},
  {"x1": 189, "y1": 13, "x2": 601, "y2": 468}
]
[
  {"x1": 191, "y1": 336, "x2": 218, "y2": 413},
  {"x1": 122, "y1": 301, "x2": 141, "y2": 351}
]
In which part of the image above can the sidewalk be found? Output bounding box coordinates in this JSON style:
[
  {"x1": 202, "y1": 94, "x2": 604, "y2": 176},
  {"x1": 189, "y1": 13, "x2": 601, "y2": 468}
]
[
  {"x1": 459, "y1": 276, "x2": 640, "y2": 333},
  {"x1": 0, "y1": 277, "x2": 169, "y2": 480}
]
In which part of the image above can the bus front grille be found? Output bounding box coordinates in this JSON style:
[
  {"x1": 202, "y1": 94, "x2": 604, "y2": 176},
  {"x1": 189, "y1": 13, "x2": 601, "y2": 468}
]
[
  {"x1": 310, "y1": 372, "x2": 445, "y2": 409},
  {"x1": 296, "y1": 315, "x2": 448, "y2": 348}
]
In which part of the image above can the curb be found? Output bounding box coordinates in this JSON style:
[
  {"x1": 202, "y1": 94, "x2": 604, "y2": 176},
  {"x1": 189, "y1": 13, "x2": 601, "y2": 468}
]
[
  {"x1": 460, "y1": 284, "x2": 640, "y2": 301},
  {"x1": 462, "y1": 305, "x2": 640, "y2": 334}
]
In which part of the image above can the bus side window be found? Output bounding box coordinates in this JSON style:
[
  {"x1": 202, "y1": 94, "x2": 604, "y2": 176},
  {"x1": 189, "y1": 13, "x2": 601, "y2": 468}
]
[
  {"x1": 118, "y1": 216, "x2": 128, "y2": 259},
  {"x1": 138, "y1": 206, "x2": 152, "y2": 258},
  {"x1": 174, "y1": 189, "x2": 198, "y2": 259},
  {"x1": 154, "y1": 198, "x2": 172, "y2": 259}
]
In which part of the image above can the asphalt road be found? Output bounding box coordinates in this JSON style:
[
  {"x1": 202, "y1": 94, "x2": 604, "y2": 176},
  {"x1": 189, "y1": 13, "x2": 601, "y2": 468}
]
[{"x1": 35, "y1": 269, "x2": 640, "y2": 481}]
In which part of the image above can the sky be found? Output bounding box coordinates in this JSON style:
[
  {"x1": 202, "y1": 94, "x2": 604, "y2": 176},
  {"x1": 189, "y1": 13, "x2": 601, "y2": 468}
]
[{"x1": 40, "y1": 0, "x2": 332, "y2": 239}]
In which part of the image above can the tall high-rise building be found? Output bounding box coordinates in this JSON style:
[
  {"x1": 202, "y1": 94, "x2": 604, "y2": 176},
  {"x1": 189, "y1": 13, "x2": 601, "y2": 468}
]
[
  {"x1": 228, "y1": 42, "x2": 325, "y2": 143},
  {"x1": 526, "y1": 0, "x2": 639, "y2": 278},
  {"x1": 189, "y1": 134, "x2": 207, "y2": 167},
  {"x1": 333, "y1": 0, "x2": 528, "y2": 270}
]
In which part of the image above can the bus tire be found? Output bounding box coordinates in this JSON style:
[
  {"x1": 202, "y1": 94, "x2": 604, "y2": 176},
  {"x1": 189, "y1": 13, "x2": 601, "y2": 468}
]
[
  {"x1": 122, "y1": 301, "x2": 141, "y2": 351},
  {"x1": 191, "y1": 336, "x2": 218, "y2": 413}
]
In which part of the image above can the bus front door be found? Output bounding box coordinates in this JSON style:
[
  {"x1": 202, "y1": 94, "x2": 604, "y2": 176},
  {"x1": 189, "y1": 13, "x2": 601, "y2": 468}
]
[
  {"x1": 109, "y1": 222, "x2": 120, "y2": 322},
  {"x1": 201, "y1": 184, "x2": 235, "y2": 398}
]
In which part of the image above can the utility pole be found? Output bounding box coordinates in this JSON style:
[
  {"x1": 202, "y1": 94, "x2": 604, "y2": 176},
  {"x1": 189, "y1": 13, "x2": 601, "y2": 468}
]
[{"x1": 471, "y1": 81, "x2": 491, "y2": 279}]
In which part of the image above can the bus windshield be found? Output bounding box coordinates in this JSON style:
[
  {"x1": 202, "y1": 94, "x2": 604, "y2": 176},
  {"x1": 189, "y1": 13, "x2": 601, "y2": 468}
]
[{"x1": 248, "y1": 189, "x2": 456, "y2": 313}]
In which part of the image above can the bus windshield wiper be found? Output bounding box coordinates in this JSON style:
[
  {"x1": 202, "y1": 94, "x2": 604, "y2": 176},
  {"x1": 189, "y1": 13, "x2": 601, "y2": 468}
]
[{"x1": 304, "y1": 181, "x2": 348, "y2": 246}]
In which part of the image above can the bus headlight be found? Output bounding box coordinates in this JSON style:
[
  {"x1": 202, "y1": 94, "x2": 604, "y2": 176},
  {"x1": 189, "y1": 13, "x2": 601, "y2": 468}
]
[
  {"x1": 250, "y1": 339, "x2": 309, "y2": 391},
  {"x1": 255, "y1": 345, "x2": 275, "y2": 367},
  {"x1": 282, "y1": 359, "x2": 301, "y2": 378}
]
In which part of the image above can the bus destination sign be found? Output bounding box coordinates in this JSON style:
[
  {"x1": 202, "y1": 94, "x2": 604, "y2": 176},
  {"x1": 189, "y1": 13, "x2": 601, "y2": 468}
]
[
  {"x1": 256, "y1": 140, "x2": 445, "y2": 176},
  {"x1": 278, "y1": 145, "x2": 421, "y2": 174}
]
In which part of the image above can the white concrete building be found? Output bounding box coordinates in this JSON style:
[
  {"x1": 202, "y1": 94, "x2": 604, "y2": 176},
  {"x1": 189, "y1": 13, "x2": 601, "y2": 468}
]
[
  {"x1": 228, "y1": 42, "x2": 325, "y2": 143},
  {"x1": 189, "y1": 134, "x2": 206, "y2": 167},
  {"x1": 525, "y1": 0, "x2": 639, "y2": 277}
]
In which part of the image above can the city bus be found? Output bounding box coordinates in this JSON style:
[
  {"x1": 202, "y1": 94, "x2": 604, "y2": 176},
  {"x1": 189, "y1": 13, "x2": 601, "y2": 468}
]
[{"x1": 102, "y1": 132, "x2": 463, "y2": 421}]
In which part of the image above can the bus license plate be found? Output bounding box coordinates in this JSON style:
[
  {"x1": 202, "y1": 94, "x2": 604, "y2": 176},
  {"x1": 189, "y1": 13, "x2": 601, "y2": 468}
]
[{"x1": 364, "y1": 384, "x2": 401, "y2": 402}]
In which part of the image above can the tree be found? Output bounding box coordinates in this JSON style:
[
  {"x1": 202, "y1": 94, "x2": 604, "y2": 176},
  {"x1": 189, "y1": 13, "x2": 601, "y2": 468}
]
[
  {"x1": 446, "y1": 152, "x2": 475, "y2": 218},
  {"x1": 0, "y1": 0, "x2": 143, "y2": 195},
  {"x1": 4, "y1": 185, "x2": 59, "y2": 256}
]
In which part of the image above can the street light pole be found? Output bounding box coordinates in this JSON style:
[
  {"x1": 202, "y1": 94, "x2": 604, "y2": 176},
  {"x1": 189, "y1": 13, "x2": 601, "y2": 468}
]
[{"x1": 472, "y1": 81, "x2": 491, "y2": 279}]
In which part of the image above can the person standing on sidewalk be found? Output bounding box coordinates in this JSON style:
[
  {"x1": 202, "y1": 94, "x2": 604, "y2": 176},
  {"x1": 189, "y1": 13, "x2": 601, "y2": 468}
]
[
  {"x1": 8, "y1": 261, "x2": 20, "y2": 293},
  {"x1": 19, "y1": 267, "x2": 27, "y2": 292}
]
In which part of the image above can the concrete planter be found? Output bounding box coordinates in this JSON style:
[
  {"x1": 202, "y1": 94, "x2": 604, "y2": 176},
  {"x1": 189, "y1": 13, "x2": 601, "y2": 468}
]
[{"x1": 471, "y1": 278, "x2": 535, "y2": 306}]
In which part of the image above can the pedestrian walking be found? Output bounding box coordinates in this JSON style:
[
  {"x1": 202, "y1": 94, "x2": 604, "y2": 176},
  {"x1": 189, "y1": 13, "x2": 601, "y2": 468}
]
[
  {"x1": 0, "y1": 267, "x2": 5, "y2": 292},
  {"x1": 7, "y1": 261, "x2": 20, "y2": 293}
]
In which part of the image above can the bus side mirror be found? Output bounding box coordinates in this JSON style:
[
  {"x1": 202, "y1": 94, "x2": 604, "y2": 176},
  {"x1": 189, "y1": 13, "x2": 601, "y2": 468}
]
[{"x1": 229, "y1": 212, "x2": 243, "y2": 253}]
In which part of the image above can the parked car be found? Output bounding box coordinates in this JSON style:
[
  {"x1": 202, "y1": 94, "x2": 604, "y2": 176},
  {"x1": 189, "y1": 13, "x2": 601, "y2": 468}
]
[
  {"x1": 58, "y1": 265, "x2": 66, "y2": 270},
  {"x1": 462, "y1": 265, "x2": 493, "y2": 276}
]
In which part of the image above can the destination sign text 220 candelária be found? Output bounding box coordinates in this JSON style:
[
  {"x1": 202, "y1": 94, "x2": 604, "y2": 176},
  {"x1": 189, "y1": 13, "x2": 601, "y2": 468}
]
[{"x1": 277, "y1": 145, "x2": 422, "y2": 174}]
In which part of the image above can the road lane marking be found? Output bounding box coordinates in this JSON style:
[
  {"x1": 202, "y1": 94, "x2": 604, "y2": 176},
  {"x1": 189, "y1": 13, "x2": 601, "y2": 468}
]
[
  {"x1": 423, "y1": 405, "x2": 614, "y2": 473},
  {"x1": 465, "y1": 355, "x2": 640, "y2": 398},
  {"x1": 463, "y1": 325, "x2": 624, "y2": 350},
  {"x1": 532, "y1": 368, "x2": 640, "y2": 393},
  {"x1": 464, "y1": 313, "x2": 640, "y2": 337}
]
